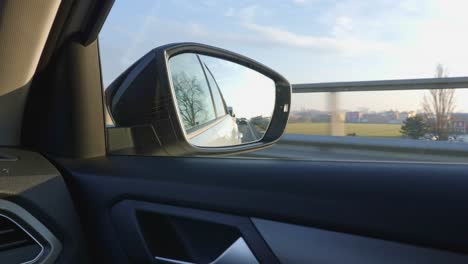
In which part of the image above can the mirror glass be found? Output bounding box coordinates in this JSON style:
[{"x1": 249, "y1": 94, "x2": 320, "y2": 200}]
[{"x1": 168, "y1": 53, "x2": 276, "y2": 147}]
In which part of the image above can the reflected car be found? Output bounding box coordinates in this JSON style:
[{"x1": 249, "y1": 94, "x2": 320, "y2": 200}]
[
  {"x1": 237, "y1": 118, "x2": 248, "y2": 125},
  {"x1": 169, "y1": 53, "x2": 244, "y2": 147}
]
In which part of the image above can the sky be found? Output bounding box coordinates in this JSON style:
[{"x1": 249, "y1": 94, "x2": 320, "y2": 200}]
[
  {"x1": 99, "y1": 0, "x2": 468, "y2": 113},
  {"x1": 200, "y1": 55, "x2": 275, "y2": 118}
]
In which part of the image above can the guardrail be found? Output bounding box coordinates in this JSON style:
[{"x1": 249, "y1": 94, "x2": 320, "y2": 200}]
[
  {"x1": 244, "y1": 134, "x2": 468, "y2": 163},
  {"x1": 291, "y1": 76, "x2": 468, "y2": 93}
]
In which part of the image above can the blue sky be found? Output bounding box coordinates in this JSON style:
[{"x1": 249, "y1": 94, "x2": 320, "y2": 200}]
[{"x1": 100, "y1": 0, "x2": 468, "y2": 112}]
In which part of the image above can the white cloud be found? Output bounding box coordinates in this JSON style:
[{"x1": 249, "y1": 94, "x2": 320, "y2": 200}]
[
  {"x1": 332, "y1": 16, "x2": 353, "y2": 36},
  {"x1": 224, "y1": 7, "x2": 235, "y2": 17},
  {"x1": 398, "y1": 0, "x2": 420, "y2": 13},
  {"x1": 375, "y1": 0, "x2": 468, "y2": 78},
  {"x1": 223, "y1": 4, "x2": 274, "y2": 23},
  {"x1": 218, "y1": 3, "x2": 390, "y2": 56},
  {"x1": 238, "y1": 5, "x2": 258, "y2": 22},
  {"x1": 242, "y1": 21, "x2": 390, "y2": 56},
  {"x1": 292, "y1": 0, "x2": 307, "y2": 5},
  {"x1": 126, "y1": 9, "x2": 391, "y2": 58},
  {"x1": 106, "y1": 0, "x2": 468, "y2": 85},
  {"x1": 188, "y1": 23, "x2": 209, "y2": 36}
]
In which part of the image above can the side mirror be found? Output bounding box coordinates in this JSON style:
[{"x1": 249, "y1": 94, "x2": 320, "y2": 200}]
[{"x1": 106, "y1": 43, "x2": 291, "y2": 156}]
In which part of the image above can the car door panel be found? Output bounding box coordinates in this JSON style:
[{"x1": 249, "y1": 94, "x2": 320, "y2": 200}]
[
  {"x1": 56, "y1": 155, "x2": 468, "y2": 263},
  {"x1": 111, "y1": 200, "x2": 277, "y2": 264},
  {"x1": 252, "y1": 218, "x2": 468, "y2": 264}
]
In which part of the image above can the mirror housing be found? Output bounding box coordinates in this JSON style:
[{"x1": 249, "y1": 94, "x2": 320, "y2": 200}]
[{"x1": 106, "y1": 43, "x2": 291, "y2": 156}]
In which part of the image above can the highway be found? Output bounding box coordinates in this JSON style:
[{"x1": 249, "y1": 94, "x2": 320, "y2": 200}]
[{"x1": 238, "y1": 122, "x2": 260, "y2": 143}]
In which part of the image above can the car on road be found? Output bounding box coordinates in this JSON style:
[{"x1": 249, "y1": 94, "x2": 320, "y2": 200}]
[{"x1": 237, "y1": 118, "x2": 249, "y2": 125}]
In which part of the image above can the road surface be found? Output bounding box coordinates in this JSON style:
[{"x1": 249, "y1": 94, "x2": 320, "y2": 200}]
[
  {"x1": 240, "y1": 134, "x2": 468, "y2": 163},
  {"x1": 238, "y1": 122, "x2": 260, "y2": 143}
]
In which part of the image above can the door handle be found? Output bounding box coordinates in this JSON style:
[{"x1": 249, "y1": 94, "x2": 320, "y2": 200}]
[{"x1": 154, "y1": 238, "x2": 259, "y2": 264}]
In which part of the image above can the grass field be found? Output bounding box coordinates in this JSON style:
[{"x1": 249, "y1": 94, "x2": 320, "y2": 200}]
[{"x1": 286, "y1": 122, "x2": 402, "y2": 138}]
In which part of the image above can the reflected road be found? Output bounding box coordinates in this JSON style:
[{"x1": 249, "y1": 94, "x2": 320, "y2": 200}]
[{"x1": 238, "y1": 122, "x2": 259, "y2": 143}]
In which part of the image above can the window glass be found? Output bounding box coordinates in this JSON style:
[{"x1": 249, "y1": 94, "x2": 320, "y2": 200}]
[
  {"x1": 289, "y1": 88, "x2": 468, "y2": 139},
  {"x1": 168, "y1": 53, "x2": 216, "y2": 131},
  {"x1": 100, "y1": 1, "x2": 468, "y2": 86},
  {"x1": 100, "y1": 1, "x2": 468, "y2": 163},
  {"x1": 202, "y1": 62, "x2": 227, "y2": 118}
]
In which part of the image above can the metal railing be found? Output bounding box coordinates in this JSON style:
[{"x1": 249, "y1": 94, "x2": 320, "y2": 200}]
[
  {"x1": 291, "y1": 76, "x2": 468, "y2": 93},
  {"x1": 247, "y1": 134, "x2": 468, "y2": 163}
]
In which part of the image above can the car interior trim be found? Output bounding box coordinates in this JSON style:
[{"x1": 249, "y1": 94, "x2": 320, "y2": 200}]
[{"x1": 0, "y1": 199, "x2": 62, "y2": 264}]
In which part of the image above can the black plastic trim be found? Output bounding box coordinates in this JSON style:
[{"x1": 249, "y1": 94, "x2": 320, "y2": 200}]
[
  {"x1": 253, "y1": 218, "x2": 468, "y2": 264},
  {"x1": 0, "y1": 200, "x2": 62, "y2": 264},
  {"x1": 111, "y1": 200, "x2": 278, "y2": 264},
  {"x1": 58, "y1": 155, "x2": 468, "y2": 255}
]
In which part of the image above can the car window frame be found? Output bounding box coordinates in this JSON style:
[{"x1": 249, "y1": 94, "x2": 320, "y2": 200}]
[
  {"x1": 194, "y1": 54, "x2": 220, "y2": 120},
  {"x1": 202, "y1": 62, "x2": 228, "y2": 117},
  {"x1": 176, "y1": 53, "x2": 230, "y2": 135}
]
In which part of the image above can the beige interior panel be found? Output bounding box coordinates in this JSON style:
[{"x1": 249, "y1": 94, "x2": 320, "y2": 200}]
[{"x1": 0, "y1": 0, "x2": 61, "y2": 96}]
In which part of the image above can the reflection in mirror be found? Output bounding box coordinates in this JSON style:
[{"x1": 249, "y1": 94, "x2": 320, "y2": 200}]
[{"x1": 169, "y1": 53, "x2": 276, "y2": 147}]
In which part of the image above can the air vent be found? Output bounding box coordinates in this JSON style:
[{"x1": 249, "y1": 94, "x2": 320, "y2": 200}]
[
  {"x1": 0, "y1": 200, "x2": 62, "y2": 264},
  {"x1": 0, "y1": 215, "x2": 35, "y2": 251},
  {"x1": 0, "y1": 214, "x2": 43, "y2": 264}
]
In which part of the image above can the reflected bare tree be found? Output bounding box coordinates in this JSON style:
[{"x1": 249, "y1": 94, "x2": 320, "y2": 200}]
[
  {"x1": 172, "y1": 72, "x2": 206, "y2": 129},
  {"x1": 422, "y1": 64, "x2": 455, "y2": 140}
]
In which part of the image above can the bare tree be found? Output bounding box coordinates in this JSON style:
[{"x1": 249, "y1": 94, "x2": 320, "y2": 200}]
[
  {"x1": 422, "y1": 64, "x2": 455, "y2": 140},
  {"x1": 172, "y1": 72, "x2": 207, "y2": 129}
]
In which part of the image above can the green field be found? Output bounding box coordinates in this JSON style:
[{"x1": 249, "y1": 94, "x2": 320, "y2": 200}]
[{"x1": 286, "y1": 122, "x2": 402, "y2": 138}]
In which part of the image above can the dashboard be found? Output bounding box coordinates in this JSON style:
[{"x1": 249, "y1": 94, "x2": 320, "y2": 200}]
[{"x1": 0, "y1": 148, "x2": 87, "y2": 264}]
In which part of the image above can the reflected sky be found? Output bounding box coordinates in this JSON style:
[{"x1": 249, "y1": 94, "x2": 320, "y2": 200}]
[{"x1": 200, "y1": 55, "x2": 275, "y2": 119}]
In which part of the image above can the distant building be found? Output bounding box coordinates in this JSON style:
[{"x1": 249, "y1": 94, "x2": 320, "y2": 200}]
[
  {"x1": 388, "y1": 120, "x2": 402, "y2": 124},
  {"x1": 345, "y1": 112, "x2": 361, "y2": 123},
  {"x1": 399, "y1": 111, "x2": 416, "y2": 121},
  {"x1": 362, "y1": 113, "x2": 390, "y2": 124},
  {"x1": 452, "y1": 120, "x2": 467, "y2": 133},
  {"x1": 451, "y1": 113, "x2": 468, "y2": 134},
  {"x1": 383, "y1": 110, "x2": 400, "y2": 121},
  {"x1": 311, "y1": 114, "x2": 331, "y2": 123}
]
